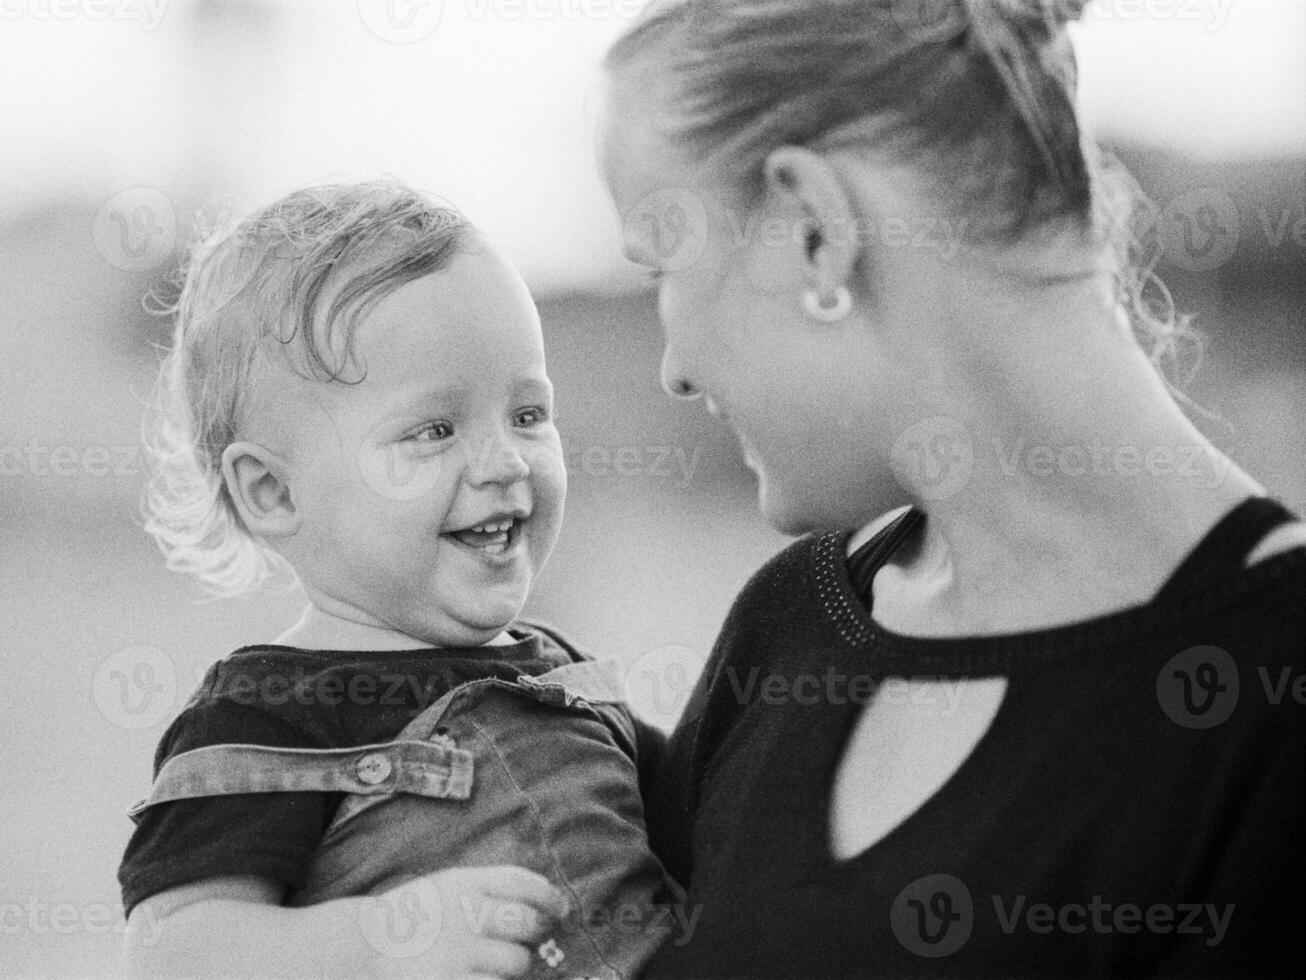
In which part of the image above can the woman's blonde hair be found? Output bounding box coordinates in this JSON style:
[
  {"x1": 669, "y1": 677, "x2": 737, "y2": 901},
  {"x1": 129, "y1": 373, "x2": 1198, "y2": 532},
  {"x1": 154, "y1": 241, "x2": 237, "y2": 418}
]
[
  {"x1": 606, "y1": 0, "x2": 1199, "y2": 384},
  {"x1": 144, "y1": 181, "x2": 468, "y2": 596}
]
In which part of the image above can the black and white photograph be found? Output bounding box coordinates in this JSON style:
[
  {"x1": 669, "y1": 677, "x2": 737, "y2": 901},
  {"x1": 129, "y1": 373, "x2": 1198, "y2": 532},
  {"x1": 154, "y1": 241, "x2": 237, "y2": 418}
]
[{"x1": 1, "y1": 1, "x2": 1303, "y2": 977}]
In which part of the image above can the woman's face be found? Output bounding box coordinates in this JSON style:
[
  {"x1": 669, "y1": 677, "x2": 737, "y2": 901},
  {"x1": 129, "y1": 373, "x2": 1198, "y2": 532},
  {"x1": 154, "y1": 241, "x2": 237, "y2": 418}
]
[{"x1": 599, "y1": 75, "x2": 905, "y2": 534}]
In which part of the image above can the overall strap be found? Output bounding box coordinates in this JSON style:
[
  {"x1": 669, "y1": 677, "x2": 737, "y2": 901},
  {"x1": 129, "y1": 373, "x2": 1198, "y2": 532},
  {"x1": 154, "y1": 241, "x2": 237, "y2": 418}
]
[
  {"x1": 128, "y1": 738, "x2": 473, "y2": 823},
  {"x1": 847, "y1": 507, "x2": 927, "y2": 607},
  {"x1": 328, "y1": 665, "x2": 630, "y2": 836},
  {"x1": 1153, "y1": 496, "x2": 1300, "y2": 603},
  {"x1": 323, "y1": 687, "x2": 475, "y2": 836}
]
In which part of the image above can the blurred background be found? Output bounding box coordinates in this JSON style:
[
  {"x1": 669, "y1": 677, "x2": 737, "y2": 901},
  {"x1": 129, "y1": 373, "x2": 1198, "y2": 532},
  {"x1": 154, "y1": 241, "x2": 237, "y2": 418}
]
[{"x1": 1, "y1": 1, "x2": 1302, "y2": 976}]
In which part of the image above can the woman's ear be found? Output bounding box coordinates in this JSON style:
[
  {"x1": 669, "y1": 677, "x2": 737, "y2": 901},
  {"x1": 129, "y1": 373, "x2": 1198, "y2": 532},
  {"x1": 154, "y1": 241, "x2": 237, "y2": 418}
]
[
  {"x1": 761, "y1": 145, "x2": 861, "y2": 299},
  {"x1": 221, "y1": 441, "x2": 301, "y2": 539}
]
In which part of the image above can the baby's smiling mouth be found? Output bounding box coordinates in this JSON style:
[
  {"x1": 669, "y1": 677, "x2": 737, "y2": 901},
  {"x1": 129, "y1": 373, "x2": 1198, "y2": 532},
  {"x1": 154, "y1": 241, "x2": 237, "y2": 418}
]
[{"x1": 444, "y1": 517, "x2": 523, "y2": 557}]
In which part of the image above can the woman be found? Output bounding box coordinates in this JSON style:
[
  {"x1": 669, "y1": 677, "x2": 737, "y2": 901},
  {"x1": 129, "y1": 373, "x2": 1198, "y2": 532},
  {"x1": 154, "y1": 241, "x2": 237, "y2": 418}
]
[{"x1": 599, "y1": 0, "x2": 1305, "y2": 976}]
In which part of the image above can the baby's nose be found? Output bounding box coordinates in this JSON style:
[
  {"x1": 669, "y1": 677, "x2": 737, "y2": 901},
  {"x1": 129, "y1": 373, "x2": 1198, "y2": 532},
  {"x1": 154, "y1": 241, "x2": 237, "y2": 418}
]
[{"x1": 465, "y1": 436, "x2": 529, "y2": 486}]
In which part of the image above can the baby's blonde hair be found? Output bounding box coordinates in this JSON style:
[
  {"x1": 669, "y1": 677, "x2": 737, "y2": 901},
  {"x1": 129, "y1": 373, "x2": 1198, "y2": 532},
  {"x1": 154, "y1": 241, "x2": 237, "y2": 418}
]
[{"x1": 144, "y1": 181, "x2": 468, "y2": 596}]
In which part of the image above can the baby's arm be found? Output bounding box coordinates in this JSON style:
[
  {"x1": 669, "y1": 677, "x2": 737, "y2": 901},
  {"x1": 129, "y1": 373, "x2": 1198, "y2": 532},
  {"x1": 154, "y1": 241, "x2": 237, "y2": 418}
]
[{"x1": 125, "y1": 865, "x2": 565, "y2": 980}]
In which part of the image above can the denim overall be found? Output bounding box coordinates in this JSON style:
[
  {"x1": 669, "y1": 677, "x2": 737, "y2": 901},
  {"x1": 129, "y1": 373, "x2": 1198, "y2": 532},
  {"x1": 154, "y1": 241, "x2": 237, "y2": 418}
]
[{"x1": 130, "y1": 658, "x2": 674, "y2": 979}]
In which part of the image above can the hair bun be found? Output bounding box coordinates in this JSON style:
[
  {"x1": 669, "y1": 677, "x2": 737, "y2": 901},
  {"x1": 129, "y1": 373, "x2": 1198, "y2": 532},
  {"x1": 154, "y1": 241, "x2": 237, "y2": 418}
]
[
  {"x1": 957, "y1": 0, "x2": 1091, "y2": 204},
  {"x1": 1049, "y1": 0, "x2": 1091, "y2": 26},
  {"x1": 985, "y1": 0, "x2": 1090, "y2": 31}
]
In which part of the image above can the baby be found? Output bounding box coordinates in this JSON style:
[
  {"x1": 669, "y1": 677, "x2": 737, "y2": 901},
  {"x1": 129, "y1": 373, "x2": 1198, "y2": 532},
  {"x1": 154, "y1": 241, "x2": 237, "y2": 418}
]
[{"x1": 119, "y1": 182, "x2": 677, "y2": 979}]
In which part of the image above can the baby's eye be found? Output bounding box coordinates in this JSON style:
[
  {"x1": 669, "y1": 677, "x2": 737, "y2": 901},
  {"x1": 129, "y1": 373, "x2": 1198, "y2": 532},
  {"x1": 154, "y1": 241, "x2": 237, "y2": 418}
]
[
  {"x1": 512, "y1": 407, "x2": 549, "y2": 428},
  {"x1": 404, "y1": 421, "x2": 454, "y2": 443}
]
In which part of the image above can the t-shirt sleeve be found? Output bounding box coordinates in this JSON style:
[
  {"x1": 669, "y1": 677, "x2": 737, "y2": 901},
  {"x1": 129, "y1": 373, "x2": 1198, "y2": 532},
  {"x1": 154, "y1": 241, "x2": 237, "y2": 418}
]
[{"x1": 118, "y1": 663, "x2": 338, "y2": 917}]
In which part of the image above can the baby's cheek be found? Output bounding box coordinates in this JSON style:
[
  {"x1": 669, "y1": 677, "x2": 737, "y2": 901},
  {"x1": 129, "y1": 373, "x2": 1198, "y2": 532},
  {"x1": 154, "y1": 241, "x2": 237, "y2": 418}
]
[
  {"x1": 524, "y1": 436, "x2": 565, "y2": 481},
  {"x1": 530, "y1": 436, "x2": 568, "y2": 497},
  {"x1": 529, "y1": 460, "x2": 567, "y2": 557},
  {"x1": 536, "y1": 474, "x2": 567, "y2": 536}
]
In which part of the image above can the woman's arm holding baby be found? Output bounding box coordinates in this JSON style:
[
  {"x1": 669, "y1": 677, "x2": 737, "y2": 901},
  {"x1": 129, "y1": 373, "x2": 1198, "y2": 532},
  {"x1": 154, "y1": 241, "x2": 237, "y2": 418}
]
[{"x1": 124, "y1": 866, "x2": 565, "y2": 980}]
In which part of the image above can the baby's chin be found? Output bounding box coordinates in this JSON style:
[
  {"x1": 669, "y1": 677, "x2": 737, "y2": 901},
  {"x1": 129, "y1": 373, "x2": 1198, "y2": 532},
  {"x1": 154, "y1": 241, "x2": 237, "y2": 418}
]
[
  {"x1": 403, "y1": 614, "x2": 519, "y2": 649},
  {"x1": 412, "y1": 597, "x2": 529, "y2": 648}
]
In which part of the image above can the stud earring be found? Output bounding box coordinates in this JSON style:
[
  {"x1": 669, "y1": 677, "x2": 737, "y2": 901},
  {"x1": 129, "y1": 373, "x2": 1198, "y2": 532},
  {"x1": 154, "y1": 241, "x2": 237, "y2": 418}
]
[{"x1": 802, "y1": 286, "x2": 852, "y2": 323}]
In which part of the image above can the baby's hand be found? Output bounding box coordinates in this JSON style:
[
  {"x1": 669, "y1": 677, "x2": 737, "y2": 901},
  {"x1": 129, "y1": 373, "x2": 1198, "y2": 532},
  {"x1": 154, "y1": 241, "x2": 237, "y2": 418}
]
[{"x1": 363, "y1": 865, "x2": 567, "y2": 979}]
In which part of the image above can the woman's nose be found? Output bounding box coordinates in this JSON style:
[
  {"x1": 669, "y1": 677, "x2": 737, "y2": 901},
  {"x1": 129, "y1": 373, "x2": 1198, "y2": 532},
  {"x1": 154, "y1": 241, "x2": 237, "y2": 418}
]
[{"x1": 660, "y1": 345, "x2": 701, "y2": 401}]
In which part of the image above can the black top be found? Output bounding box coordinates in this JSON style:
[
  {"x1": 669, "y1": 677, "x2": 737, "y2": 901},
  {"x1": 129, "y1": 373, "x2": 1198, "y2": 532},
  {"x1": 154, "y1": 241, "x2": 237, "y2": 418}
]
[
  {"x1": 118, "y1": 624, "x2": 664, "y2": 916},
  {"x1": 642, "y1": 497, "x2": 1305, "y2": 978}
]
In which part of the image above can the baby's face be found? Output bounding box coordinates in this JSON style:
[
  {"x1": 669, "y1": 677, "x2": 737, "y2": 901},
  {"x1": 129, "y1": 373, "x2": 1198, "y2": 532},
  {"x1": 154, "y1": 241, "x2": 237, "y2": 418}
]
[{"x1": 273, "y1": 242, "x2": 566, "y2": 647}]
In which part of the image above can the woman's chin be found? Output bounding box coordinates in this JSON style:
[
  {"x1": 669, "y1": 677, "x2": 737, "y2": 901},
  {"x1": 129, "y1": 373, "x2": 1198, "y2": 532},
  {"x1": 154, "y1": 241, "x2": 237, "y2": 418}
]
[
  {"x1": 757, "y1": 473, "x2": 903, "y2": 538},
  {"x1": 756, "y1": 479, "x2": 822, "y2": 537}
]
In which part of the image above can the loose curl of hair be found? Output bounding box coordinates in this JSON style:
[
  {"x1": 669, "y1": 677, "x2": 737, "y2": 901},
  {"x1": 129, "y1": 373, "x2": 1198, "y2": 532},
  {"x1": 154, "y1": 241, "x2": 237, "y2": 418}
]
[
  {"x1": 606, "y1": 0, "x2": 1201, "y2": 387},
  {"x1": 143, "y1": 181, "x2": 468, "y2": 597}
]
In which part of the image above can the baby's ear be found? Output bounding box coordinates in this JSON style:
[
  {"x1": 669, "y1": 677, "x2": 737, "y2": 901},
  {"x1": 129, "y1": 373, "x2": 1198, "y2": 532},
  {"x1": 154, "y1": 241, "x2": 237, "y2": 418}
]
[{"x1": 221, "y1": 441, "x2": 301, "y2": 539}]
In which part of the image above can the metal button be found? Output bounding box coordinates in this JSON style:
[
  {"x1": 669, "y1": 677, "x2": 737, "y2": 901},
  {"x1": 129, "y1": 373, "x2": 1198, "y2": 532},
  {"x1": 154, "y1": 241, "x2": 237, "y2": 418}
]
[{"x1": 355, "y1": 752, "x2": 392, "y2": 785}]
